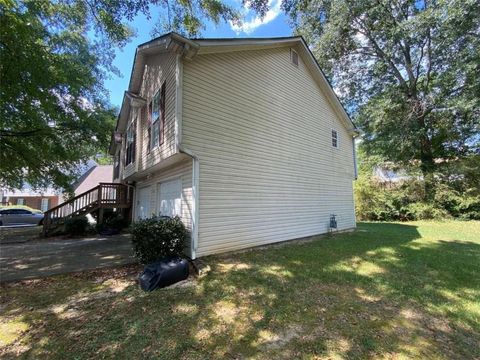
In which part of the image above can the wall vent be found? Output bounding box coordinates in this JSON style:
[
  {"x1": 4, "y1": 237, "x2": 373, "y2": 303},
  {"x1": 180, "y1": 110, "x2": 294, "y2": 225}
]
[{"x1": 290, "y1": 49, "x2": 299, "y2": 67}]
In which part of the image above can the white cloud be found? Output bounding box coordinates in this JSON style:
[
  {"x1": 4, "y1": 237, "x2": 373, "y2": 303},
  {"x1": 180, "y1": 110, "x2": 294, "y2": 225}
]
[{"x1": 230, "y1": 0, "x2": 282, "y2": 35}]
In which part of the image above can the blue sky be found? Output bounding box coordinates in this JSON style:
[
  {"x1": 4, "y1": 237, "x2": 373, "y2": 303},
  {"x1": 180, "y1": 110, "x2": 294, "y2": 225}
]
[{"x1": 104, "y1": 1, "x2": 292, "y2": 108}]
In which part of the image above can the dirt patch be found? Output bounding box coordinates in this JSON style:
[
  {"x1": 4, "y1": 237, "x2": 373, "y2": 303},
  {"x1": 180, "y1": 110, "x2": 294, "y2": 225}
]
[{"x1": 0, "y1": 226, "x2": 42, "y2": 244}]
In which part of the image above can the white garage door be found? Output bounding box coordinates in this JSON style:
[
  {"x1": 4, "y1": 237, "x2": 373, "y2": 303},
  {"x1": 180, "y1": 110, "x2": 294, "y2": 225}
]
[
  {"x1": 136, "y1": 186, "x2": 151, "y2": 220},
  {"x1": 158, "y1": 179, "x2": 182, "y2": 218}
]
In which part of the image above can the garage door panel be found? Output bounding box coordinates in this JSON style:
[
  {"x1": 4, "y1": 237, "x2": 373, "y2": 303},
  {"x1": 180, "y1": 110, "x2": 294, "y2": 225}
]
[
  {"x1": 157, "y1": 179, "x2": 182, "y2": 218},
  {"x1": 136, "y1": 186, "x2": 151, "y2": 220}
]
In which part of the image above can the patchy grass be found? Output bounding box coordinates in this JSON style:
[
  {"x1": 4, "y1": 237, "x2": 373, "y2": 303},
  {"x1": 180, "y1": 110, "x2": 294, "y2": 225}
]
[{"x1": 1, "y1": 221, "x2": 479, "y2": 359}]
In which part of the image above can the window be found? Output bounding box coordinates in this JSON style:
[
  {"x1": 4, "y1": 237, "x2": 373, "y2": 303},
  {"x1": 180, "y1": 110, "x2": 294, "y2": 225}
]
[
  {"x1": 331, "y1": 130, "x2": 338, "y2": 148},
  {"x1": 290, "y1": 48, "x2": 299, "y2": 67},
  {"x1": 125, "y1": 119, "x2": 136, "y2": 166},
  {"x1": 16, "y1": 198, "x2": 24, "y2": 205},
  {"x1": 148, "y1": 82, "x2": 166, "y2": 151},
  {"x1": 12, "y1": 209, "x2": 30, "y2": 214},
  {"x1": 41, "y1": 198, "x2": 49, "y2": 212}
]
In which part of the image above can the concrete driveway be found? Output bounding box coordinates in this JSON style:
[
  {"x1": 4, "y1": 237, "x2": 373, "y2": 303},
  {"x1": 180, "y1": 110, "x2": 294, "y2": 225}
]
[{"x1": 0, "y1": 234, "x2": 135, "y2": 282}]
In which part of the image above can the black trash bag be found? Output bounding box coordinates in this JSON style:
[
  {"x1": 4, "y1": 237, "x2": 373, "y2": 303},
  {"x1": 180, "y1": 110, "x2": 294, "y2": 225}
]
[{"x1": 138, "y1": 256, "x2": 189, "y2": 292}]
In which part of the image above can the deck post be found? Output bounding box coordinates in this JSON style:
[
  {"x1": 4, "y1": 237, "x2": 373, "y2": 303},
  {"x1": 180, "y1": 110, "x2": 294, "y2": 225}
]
[{"x1": 98, "y1": 207, "x2": 104, "y2": 225}]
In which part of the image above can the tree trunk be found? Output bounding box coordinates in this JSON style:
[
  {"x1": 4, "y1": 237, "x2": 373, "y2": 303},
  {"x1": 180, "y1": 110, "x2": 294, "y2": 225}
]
[{"x1": 419, "y1": 133, "x2": 436, "y2": 200}]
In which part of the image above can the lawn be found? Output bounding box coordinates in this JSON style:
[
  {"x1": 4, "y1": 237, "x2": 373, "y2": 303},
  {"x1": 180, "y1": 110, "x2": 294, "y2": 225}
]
[{"x1": 1, "y1": 221, "x2": 479, "y2": 359}]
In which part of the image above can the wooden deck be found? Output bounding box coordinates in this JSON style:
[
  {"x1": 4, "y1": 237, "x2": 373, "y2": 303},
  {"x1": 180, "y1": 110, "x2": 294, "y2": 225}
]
[{"x1": 42, "y1": 183, "x2": 133, "y2": 235}]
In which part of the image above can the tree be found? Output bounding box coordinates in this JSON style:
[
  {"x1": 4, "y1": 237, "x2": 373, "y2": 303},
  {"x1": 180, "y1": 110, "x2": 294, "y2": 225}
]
[
  {"x1": 280, "y1": 0, "x2": 480, "y2": 196},
  {"x1": 0, "y1": 0, "x2": 241, "y2": 191}
]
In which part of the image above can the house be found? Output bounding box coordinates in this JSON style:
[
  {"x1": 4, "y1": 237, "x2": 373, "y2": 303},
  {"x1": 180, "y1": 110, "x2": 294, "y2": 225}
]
[
  {"x1": 0, "y1": 162, "x2": 113, "y2": 214},
  {"x1": 73, "y1": 163, "x2": 114, "y2": 196},
  {"x1": 0, "y1": 186, "x2": 61, "y2": 212},
  {"x1": 109, "y1": 32, "x2": 359, "y2": 259}
]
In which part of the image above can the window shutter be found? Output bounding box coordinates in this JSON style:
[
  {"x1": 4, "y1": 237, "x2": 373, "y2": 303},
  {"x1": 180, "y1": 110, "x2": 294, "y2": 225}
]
[
  {"x1": 132, "y1": 119, "x2": 136, "y2": 162},
  {"x1": 147, "y1": 103, "x2": 152, "y2": 153},
  {"x1": 160, "y1": 82, "x2": 166, "y2": 145}
]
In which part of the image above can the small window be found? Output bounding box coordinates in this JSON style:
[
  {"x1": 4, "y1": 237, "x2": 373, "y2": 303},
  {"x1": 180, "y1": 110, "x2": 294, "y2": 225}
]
[
  {"x1": 290, "y1": 49, "x2": 299, "y2": 66},
  {"x1": 17, "y1": 198, "x2": 24, "y2": 205},
  {"x1": 331, "y1": 130, "x2": 338, "y2": 148},
  {"x1": 13, "y1": 209, "x2": 30, "y2": 214},
  {"x1": 148, "y1": 82, "x2": 166, "y2": 150},
  {"x1": 41, "y1": 198, "x2": 49, "y2": 212}
]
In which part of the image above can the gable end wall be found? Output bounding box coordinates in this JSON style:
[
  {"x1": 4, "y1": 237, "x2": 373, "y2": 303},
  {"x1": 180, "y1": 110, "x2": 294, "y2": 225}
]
[{"x1": 182, "y1": 46, "x2": 356, "y2": 256}]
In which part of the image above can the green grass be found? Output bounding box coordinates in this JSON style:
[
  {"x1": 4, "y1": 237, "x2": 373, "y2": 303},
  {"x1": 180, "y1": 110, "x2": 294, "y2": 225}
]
[{"x1": 1, "y1": 221, "x2": 479, "y2": 359}]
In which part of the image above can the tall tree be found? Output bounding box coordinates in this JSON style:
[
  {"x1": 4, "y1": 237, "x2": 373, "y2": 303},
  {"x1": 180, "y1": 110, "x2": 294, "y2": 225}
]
[
  {"x1": 281, "y1": 0, "x2": 480, "y2": 196},
  {"x1": 0, "y1": 0, "x2": 241, "y2": 191}
]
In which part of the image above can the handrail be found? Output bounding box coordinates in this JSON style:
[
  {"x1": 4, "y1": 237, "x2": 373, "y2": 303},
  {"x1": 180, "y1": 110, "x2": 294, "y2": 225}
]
[
  {"x1": 42, "y1": 183, "x2": 133, "y2": 235},
  {"x1": 44, "y1": 185, "x2": 100, "y2": 216}
]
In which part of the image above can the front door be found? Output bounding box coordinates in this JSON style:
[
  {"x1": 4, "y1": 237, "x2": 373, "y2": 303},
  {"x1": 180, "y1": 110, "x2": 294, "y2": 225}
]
[
  {"x1": 136, "y1": 187, "x2": 151, "y2": 220},
  {"x1": 157, "y1": 179, "x2": 182, "y2": 218}
]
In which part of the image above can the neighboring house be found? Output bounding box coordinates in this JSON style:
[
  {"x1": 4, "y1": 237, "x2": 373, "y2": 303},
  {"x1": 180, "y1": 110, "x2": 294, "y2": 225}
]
[
  {"x1": 0, "y1": 163, "x2": 113, "y2": 213},
  {"x1": 73, "y1": 164, "x2": 113, "y2": 196},
  {"x1": 109, "y1": 32, "x2": 359, "y2": 259},
  {"x1": 0, "y1": 187, "x2": 61, "y2": 212},
  {"x1": 373, "y1": 166, "x2": 413, "y2": 186}
]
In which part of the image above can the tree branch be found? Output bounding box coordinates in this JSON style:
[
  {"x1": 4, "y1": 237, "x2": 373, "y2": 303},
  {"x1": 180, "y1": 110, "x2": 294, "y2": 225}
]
[
  {"x1": 354, "y1": 23, "x2": 408, "y2": 89},
  {"x1": 0, "y1": 129, "x2": 44, "y2": 137}
]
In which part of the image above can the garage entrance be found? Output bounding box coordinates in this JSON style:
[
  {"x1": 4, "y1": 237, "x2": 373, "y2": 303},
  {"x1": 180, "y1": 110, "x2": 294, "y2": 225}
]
[{"x1": 157, "y1": 178, "x2": 182, "y2": 217}]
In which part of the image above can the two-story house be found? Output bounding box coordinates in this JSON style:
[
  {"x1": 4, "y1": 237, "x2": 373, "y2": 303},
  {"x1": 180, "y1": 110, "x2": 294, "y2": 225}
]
[{"x1": 109, "y1": 32, "x2": 359, "y2": 259}]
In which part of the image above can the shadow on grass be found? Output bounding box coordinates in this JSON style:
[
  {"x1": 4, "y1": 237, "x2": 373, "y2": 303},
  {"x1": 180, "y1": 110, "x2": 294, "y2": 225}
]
[{"x1": 1, "y1": 222, "x2": 479, "y2": 359}]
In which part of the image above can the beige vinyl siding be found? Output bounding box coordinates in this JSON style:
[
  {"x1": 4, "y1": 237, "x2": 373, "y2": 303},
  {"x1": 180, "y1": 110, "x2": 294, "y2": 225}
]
[
  {"x1": 182, "y1": 46, "x2": 356, "y2": 257},
  {"x1": 134, "y1": 159, "x2": 194, "y2": 256},
  {"x1": 138, "y1": 52, "x2": 177, "y2": 173}
]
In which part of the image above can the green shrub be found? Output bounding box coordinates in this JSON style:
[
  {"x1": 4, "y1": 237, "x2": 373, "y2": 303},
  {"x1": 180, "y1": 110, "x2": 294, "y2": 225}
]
[
  {"x1": 130, "y1": 216, "x2": 188, "y2": 264},
  {"x1": 404, "y1": 202, "x2": 449, "y2": 220},
  {"x1": 355, "y1": 176, "x2": 475, "y2": 221},
  {"x1": 64, "y1": 216, "x2": 89, "y2": 236},
  {"x1": 456, "y1": 195, "x2": 480, "y2": 220}
]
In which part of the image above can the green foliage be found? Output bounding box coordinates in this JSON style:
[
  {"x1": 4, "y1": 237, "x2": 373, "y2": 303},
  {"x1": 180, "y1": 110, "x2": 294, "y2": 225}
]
[
  {"x1": 0, "y1": 0, "x2": 246, "y2": 191},
  {"x1": 404, "y1": 202, "x2": 449, "y2": 221},
  {"x1": 0, "y1": 0, "x2": 119, "y2": 191},
  {"x1": 355, "y1": 169, "x2": 480, "y2": 221},
  {"x1": 152, "y1": 0, "x2": 241, "y2": 37},
  {"x1": 283, "y1": 0, "x2": 480, "y2": 196},
  {"x1": 64, "y1": 216, "x2": 89, "y2": 236},
  {"x1": 130, "y1": 216, "x2": 188, "y2": 264}
]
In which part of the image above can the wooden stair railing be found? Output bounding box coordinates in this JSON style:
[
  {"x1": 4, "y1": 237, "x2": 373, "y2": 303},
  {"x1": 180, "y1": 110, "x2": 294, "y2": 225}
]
[{"x1": 43, "y1": 183, "x2": 133, "y2": 235}]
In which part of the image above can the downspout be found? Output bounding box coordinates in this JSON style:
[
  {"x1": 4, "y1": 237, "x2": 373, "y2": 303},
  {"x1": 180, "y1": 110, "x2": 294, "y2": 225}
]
[{"x1": 175, "y1": 52, "x2": 200, "y2": 259}]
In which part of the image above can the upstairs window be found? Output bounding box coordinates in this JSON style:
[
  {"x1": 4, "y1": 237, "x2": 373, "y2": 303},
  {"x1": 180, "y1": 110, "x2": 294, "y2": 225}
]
[
  {"x1": 331, "y1": 129, "x2": 338, "y2": 148},
  {"x1": 125, "y1": 119, "x2": 136, "y2": 166},
  {"x1": 148, "y1": 82, "x2": 166, "y2": 151}
]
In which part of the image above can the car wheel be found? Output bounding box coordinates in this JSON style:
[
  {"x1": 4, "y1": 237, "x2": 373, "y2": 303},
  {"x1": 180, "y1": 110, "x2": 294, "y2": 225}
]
[{"x1": 38, "y1": 219, "x2": 43, "y2": 226}]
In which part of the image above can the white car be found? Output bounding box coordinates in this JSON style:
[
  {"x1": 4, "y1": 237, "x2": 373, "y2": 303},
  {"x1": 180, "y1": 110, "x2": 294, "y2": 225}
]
[{"x1": 0, "y1": 208, "x2": 44, "y2": 226}]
